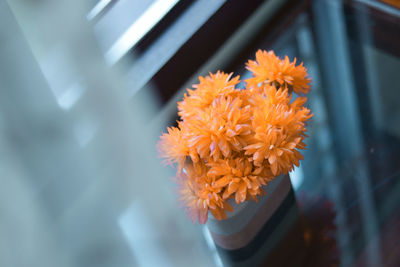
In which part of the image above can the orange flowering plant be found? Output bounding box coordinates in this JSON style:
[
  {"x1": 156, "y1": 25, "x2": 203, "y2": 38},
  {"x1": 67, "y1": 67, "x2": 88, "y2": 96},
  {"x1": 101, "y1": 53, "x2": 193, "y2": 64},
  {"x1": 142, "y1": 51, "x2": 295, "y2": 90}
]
[{"x1": 158, "y1": 50, "x2": 313, "y2": 224}]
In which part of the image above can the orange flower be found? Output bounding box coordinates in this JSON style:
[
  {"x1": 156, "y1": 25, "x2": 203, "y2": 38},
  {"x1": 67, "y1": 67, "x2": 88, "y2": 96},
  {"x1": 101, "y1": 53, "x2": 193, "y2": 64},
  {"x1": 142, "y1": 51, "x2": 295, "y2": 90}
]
[
  {"x1": 176, "y1": 174, "x2": 209, "y2": 224},
  {"x1": 185, "y1": 94, "x2": 252, "y2": 160},
  {"x1": 176, "y1": 162, "x2": 233, "y2": 224},
  {"x1": 244, "y1": 88, "x2": 312, "y2": 175},
  {"x1": 208, "y1": 157, "x2": 274, "y2": 204},
  {"x1": 157, "y1": 125, "x2": 189, "y2": 169},
  {"x1": 178, "y1": 71, "x2": 240, "y2": 119},
  {"x1": 246, "y1": 50, "x2": 311, "y2": 94}
]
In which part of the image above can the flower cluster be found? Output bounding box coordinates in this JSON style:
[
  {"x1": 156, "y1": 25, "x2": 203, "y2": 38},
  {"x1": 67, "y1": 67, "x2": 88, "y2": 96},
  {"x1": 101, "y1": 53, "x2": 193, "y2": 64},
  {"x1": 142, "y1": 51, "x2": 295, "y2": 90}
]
[{"x1": 158, "y1": 50, "x2": 312, "y2": 224}]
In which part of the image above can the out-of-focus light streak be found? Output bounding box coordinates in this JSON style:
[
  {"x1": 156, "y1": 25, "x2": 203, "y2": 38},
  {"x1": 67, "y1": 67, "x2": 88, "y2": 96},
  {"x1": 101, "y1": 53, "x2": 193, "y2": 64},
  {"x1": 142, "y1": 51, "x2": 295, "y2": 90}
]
[
  {"x1": 202, "y1": 226, "x2": 223, "y2": 267},
  {"x1": 105, "y1": 0, "x2": 180, "y2": 65},
  {"x1": 57, "y1": 82, "x2": 85, "y2": 110},
  {"x1": 87, "y1": 0, "x2": 113, "y2": 21},
  {"x1": 118, "y1": 202, "x2": 173, "y2": 267}
]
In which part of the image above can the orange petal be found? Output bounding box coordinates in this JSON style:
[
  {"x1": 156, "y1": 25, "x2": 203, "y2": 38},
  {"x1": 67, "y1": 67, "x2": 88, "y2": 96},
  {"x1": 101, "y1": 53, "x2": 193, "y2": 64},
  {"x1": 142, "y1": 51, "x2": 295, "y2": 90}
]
[
  {"x1": 268, "y1": 153, "x2": 277, "y2": 164},
  {"x1": 213, "y1": 176, "x2": 230, "y2": 188},
  {"x1": 237, "y1": 183, "x2": 247, "y2": 203},
  {"x1": 271, "y1": 162, "x2": 278, "y2": 175},
  {"x1": 218, "y1": 138, "x2": 230, "y2": 158}
]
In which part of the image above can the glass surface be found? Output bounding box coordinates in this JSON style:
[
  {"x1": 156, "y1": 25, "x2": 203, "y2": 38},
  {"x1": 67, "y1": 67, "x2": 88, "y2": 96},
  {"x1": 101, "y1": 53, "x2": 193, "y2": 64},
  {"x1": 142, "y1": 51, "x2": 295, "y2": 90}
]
[{"x1": 242, "y1": 1, "x2": 400, "y2": 266}]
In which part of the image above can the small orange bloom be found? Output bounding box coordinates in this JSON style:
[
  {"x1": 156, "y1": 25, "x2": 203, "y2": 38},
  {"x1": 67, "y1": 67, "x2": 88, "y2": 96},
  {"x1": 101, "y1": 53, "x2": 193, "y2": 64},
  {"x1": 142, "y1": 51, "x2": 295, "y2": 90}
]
[
  {"x1": 185, "y1": 94, "x2": 252, "y2": 161},
  {"x1": 246, "y1": 50, "x2": 311, "y2": 94},
  {"x1": 245, "y1": 88, "x2": 312, "y2": 175},
  {"x1": 178, "y1": 71, "x2": 240, "y2": 119},
  {"x1": 176, "y1": 161, "x2": 232, "y2": 224},
  {"x1": 157, "y1": 125, "x2": 189, "y2": 170},
  {"x1": 208, "y1": 157, "x2": 274, "y2": 204}
]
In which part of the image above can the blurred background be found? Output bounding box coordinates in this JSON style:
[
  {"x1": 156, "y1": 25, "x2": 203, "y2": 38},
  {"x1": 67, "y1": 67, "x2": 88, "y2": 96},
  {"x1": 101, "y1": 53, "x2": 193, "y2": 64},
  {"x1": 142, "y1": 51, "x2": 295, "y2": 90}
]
[{"x1": 1, "y1": 0, "x2": 400, "y2": 266}]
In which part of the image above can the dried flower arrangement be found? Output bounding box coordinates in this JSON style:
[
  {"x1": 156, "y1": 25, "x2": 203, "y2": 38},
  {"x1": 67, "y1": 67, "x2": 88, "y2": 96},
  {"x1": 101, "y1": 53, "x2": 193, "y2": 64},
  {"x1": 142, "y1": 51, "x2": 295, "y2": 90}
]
[{"x1": 158, "y1": 50, "x2": 312, "y2": 224}]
